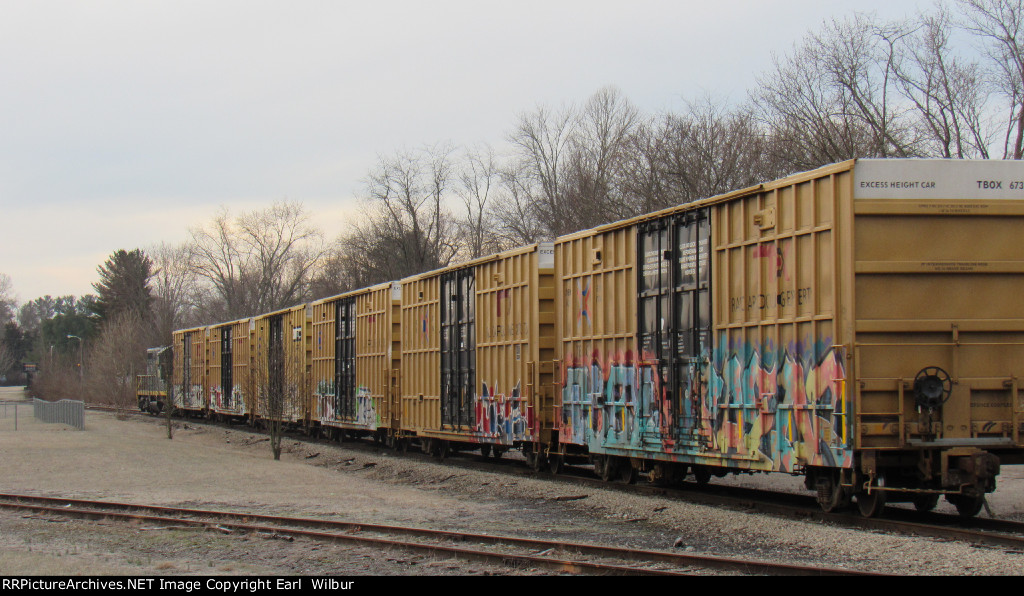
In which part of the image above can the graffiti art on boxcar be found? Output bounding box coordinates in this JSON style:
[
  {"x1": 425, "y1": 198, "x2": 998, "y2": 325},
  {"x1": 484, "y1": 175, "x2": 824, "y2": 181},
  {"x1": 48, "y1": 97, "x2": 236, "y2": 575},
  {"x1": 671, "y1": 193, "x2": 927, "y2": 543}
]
[
  {"x1": 559, "y1": 351, "x2": 650, "y2": 448},
  {"x1": 576, "y1": 280, "x2": 591, "y2": 328},
  {"x1": 558, "y1": 336, "x2": 852, "y2": 472},
  {"x1": 707, "y1": 334, "x2": 851, "y2": 471},
  {"x1": 314, "y1": 380, "x2": 378, "y2": 429},
  {"x1": 210, "y1": 386, "x2": 223, "y2": 409},
  {"x1": 355, "y1": 386, "x2": 377, "y2": 427},
  {"x1": 752, "y1": 239, "x2": 792, "y2": 282},
  {"x1": 314, "y1": 379, "x2": 333, "y2": 422},
  {"x1": 209, "y1": 385, "x2": 243, "y2": 412},
  {"x1": 476, "y1": 380, "x2": 532, "y2": 442},
  {"x1": 177, "y1": 384, "x2": 203, "y2": 408}
]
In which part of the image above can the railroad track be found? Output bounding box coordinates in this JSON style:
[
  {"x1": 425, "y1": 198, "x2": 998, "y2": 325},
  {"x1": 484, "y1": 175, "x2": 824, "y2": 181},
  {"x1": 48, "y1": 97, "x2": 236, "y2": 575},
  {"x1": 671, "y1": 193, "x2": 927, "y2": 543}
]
[
  {"x1": 289, "y1": 432, "x2": 1024, "y2": 553},
  {"x1": 519, "y1": 463, "x2": 1024, "y2": 553},
  {"x1": 0, "y1": 493, "x2": 879, "y2": 576},
  {"x1": 92, "y1": 409, "x2": 1024, "y2": 554}
]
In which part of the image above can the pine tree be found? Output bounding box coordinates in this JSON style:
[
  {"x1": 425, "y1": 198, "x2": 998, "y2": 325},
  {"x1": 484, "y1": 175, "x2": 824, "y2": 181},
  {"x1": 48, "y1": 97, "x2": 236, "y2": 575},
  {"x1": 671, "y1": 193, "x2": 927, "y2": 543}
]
[{"x1": 91, "y1": 249, "x2": 155, "y2": 324}]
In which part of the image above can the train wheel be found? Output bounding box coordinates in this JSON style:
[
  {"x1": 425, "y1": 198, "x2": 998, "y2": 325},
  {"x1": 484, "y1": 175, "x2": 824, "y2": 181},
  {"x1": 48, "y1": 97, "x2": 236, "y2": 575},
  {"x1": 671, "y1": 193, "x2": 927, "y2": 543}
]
[
  {"x1": 491, "y1": 447, "x2": 505, "y2": 460},
  {"x1": 912, "y1": 494, "x2": 940, "y2": 513},
  {"x1": 480, "y1": 444, "x2": 492, "y2": 458},
  {"x1": 523, "y1": 444, "x2": 541, "y2": 470},
  {"x1": 692, "y1": 465, "x2": 712, "y2": 486},
  {"x1": 601, "y1": 457, "x2": 618, "y2": 482},
  {"x1": 652, "y1": 463, "x2": 683, "y2": 487},
  {"x1": 856, "y1": 490, "x2": 887, "y2": 517},
  {"x1": 617, "y1": 459, "x2": 637, "y2": 485},
  {"x1": 548, "y1": 454, "x2": 563, "y2": 475},
  {"x1": 947, "y1": 494, "x2": 985, "y2": 518},
  {"x1": 815, "y1": 474, "x2": 850, "y2": 513},
  {"x1": 532, "y1": 452, "x2": 547, "y2": 472},
  {"x1": 437, "y1": 440, "x2": 451, "y2": 460}
]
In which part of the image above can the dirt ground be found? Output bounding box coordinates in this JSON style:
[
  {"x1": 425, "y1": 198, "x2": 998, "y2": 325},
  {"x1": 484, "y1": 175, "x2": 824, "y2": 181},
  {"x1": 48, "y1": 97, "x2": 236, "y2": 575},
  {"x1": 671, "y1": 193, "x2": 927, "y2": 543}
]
[{"x1": 2, "y1": 386, "x2": 1024, "y2": 576}]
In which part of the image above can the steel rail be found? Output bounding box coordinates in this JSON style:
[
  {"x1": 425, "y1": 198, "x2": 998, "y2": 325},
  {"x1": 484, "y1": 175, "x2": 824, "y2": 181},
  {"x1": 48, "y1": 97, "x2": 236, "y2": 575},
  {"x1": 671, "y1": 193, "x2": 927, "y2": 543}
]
[
  {"x1": 104, "y1": 410, "x2": 1024, "y2": 553},
  {"x1": 0, "y1": 493, "x2": 879, "y2": 576}
]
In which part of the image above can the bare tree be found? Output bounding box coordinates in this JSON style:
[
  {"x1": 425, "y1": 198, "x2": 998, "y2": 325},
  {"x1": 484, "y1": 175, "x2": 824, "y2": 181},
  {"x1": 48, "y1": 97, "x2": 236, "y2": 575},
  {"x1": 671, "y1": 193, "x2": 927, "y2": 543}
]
[
  {"x1": 0, "y1": 342, "x2": 14, "y2": 379},
  {"x1": 508, "y1": 102, "x2": 577, "y2": 236},
  {"x1": 148, "y1": 242, "x2": 201, "y2": 347},
  {"x1": 343, "y1": 144, "x2": 460, "y2": 284},
  {"x1": 86, "y1": 310, "x2": 147, "y2": 418},
  {"x1": 489, "y1": 162, "x2": 549, "y2": 246},
  {"x1": 890, "y1": 6, "x2": 994, "y2": 158},
  {"x1": 957, "y1": 0, "x2": 1024, "y2": 159},
  {"x1": 307, "y1": 242, "x2": 358, "y2": 301},
  {"x1": 188, "y1": 201, "x2": 327, "y2": 321},
  {"x1": 565, "y1": 86, "x2": 643, "y2": 226},
  {"x1": 657, "y1": 97, "x2": 781, "y2": 206},
  {"x1": 753, "y1": 13, "x2": 923, "y2": 171},
  {"x1": 456, "y1": 144, "x2": 509, "y2": 259},
  {"x1": 0, "y1": 273, "x2": 15, "y2": 324},
  {"x1": 249, "y1": 315, "x2": 309, "y2": 461},
  {"x1": 616, "y1": 116, "x2": 680, "y2": 217}
]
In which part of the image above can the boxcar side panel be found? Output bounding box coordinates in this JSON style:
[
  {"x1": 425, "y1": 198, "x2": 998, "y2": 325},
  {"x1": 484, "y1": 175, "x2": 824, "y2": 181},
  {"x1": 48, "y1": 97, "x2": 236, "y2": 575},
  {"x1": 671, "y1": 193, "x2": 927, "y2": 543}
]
[
  {"x1": 401, "y1": 246, "x2": 553, "y2": 447},
  {"x1": 556, "y1": 163, "x2": 856, "y2": 475},
  {"x1": 253, "y1": 305, "x2": 312, "y2": 425},
  {"x1": 172, "y1": 326, "x2": 208, "y2": 412},
  {"x1": 401, "y1": 276, "x2": 441, "y2": 435},
  {"x1": 710, "y1": 169, "x2": 853, "y2": 472},
  {"x1": 557, "y1": 227, "x2": 641, "y2": 450}
]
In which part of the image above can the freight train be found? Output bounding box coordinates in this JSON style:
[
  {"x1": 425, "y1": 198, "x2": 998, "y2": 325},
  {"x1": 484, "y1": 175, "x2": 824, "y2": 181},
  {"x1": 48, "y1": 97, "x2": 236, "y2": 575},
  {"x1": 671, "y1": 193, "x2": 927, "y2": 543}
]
[{"x1": 139, "y1": 159, "x2": 1024, "y2": 518}]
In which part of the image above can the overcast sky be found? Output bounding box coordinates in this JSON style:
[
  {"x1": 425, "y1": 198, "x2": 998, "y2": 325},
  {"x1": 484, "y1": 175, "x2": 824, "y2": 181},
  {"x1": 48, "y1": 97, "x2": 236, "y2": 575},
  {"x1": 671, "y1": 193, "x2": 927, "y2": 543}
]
[{"x1": 0, "y1": 0, "x2": 927, "y2": 304}]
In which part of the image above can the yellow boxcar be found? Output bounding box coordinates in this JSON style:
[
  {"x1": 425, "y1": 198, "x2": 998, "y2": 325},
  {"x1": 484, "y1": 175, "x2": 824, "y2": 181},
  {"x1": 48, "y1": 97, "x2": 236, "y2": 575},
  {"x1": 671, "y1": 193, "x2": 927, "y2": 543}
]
[
  {"x1": 252, "y1": 304, "x2": 313, "y2": 426},
  {"x1": 207, "y1": 317, "x2": 254, "y2": 420},
  {"x1": 556, "y1": 158, "x2": 1024, "y2": 517},
  {"x1": 400, "y1": 243, "x2": 556, "y2": 458},
  {"x1": 171, "y1": 325, "x2": 208, "y2": 413},
  {"x1": 311, "y1": 282, "x2": 401, "y2": 439}
]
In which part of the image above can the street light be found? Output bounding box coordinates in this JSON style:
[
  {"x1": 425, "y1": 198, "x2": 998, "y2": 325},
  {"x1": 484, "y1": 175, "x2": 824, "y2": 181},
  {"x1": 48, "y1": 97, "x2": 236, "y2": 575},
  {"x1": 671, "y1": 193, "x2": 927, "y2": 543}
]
[{"x1": 67, "y1": 334, "x2": 83, "y2": 385}]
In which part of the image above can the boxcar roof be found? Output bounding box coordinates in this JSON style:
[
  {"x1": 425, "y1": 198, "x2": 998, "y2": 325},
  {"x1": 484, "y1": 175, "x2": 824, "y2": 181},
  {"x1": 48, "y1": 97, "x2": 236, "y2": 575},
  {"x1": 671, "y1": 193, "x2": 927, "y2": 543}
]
[{"x1": 557, "y1": 159, "x2": 857, "y2": 242}]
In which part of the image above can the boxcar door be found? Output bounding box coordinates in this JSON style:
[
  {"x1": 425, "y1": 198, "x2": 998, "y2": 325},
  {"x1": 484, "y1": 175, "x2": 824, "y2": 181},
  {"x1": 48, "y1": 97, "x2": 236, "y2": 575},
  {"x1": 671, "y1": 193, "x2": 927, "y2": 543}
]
[
  {"x1": 670, "y1": 209, "x2": 711, "y2": 448},
  {"x1": 638, "y1": 218, "x2": 672, "y2": 448},
  {"x1": 637, "y1": 209, "x2": 711, "y2": 449},
  {"x1": 334, "y1": 297, "x2": 357, "y2": 422},
  {"x1": 221, "y1": 327, "x2": 233, "y2": 409},
  {"x1": 440, "y1": 268, "x2": 476, "y2": 430},
  {"x1": 267, "y1": 315, "x2": 285, "y2": 418},
  {"x1": 181, "y1": 331, "x2": 192, "y2": 407}
]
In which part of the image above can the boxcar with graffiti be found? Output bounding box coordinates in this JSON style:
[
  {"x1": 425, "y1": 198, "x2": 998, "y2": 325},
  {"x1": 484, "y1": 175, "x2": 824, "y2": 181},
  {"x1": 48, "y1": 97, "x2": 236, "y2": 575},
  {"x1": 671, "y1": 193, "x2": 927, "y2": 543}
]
[
  {"x1": 398, "y1": 243, "x2": 557, "y2": 458},
  {"x1": 252, "y1": 304, "x2": 313, "y2": 427},
  {"x1": 311, "y1": 282, "x2": 401, "y2": 440},
  {"x1": 206, "y1": 317, "x2": 254, "y2": 420},
  {"x1": 171, "y1": 325, "x2": 208, "y2": 414},
  {"x1": 554, "y1": 159, "x2": 1024, "y2": 516},
  {"x1": 154, "y1": 158, "x2": 1024, "y2": 518}
]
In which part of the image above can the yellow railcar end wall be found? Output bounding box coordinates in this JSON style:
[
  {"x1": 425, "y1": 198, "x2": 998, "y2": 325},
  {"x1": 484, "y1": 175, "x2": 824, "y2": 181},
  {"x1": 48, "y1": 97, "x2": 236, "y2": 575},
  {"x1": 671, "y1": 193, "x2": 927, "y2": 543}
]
[{"x1": 851, "y1": 159, "x2": 1024, "y2": 450}]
